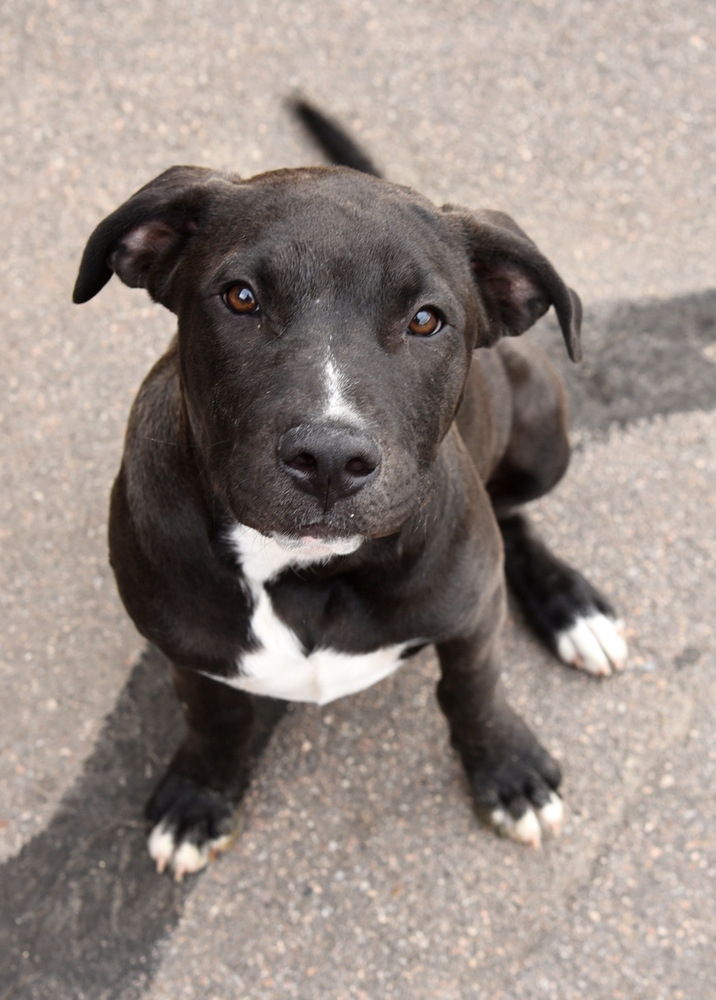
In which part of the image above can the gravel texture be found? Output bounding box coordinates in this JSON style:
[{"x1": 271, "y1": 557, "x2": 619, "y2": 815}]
[{"x1": 1, "y1": 1, "x2": 715, "y2": 997}]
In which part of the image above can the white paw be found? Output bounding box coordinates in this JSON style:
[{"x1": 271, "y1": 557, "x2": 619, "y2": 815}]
[
  {"x1": 490, "y1": 791, "x2": 563, "y2": 848},
  {"x1": 556, "y1": 613, "x2": 627, "y2": 676},
  {"x1": 148, "y1": 821, "x2": 235, "y2": 881}
]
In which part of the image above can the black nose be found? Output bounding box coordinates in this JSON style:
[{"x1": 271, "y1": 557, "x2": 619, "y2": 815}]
[{"x1": 278, "y1": 423, "x2": 381, "y2": 510}]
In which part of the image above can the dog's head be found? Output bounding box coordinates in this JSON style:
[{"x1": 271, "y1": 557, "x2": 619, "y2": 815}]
[{"x1": 75, "y1": 166, "x2": 580, "y2": 549}]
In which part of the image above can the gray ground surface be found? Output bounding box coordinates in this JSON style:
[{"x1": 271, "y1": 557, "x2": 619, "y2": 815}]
[{"x1": 1, "y1": 1, "x2": 714, "y2": 998}]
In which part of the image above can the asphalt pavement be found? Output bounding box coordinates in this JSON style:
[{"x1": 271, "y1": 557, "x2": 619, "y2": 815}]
[{"x1": 1, "y1": 2, "x2": 715, "y2": 998}]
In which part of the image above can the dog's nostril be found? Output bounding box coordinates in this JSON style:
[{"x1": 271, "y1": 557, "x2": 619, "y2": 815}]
[
  {"x1": 287, "y1": 451, "x2": 374, "y2": 479},
  {"x1": 289, "y1": 451, "x2": 318, "y2": 473},
  {"x1": 345, "y1": 456, "x2": 376, "y2": 478}
]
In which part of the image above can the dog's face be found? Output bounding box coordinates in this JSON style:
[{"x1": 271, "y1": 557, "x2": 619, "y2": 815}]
[
  {"x1": 74, "y1": 167, "x2": 580, "y2": 546},
  {"x1": 174, "y1": 171, "x2": 480, "y2": 543}
]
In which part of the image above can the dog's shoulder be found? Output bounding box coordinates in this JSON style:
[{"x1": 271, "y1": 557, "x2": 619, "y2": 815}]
[
  {"x1": 112, "y1": 337, "x2": 228, "y2": 576},
  {"x1": 124, "y1": 339, "x2": 183, "y2": 455}
]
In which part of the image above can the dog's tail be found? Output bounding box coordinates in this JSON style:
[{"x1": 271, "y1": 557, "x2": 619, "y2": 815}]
[{"x1": 292, "y1": 99, "x2": 381, "y2": 177}]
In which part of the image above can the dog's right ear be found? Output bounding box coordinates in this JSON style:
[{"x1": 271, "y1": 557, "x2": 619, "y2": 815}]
[{"x1": 73, "y1": 166, "x2": 230, "y2": 308}]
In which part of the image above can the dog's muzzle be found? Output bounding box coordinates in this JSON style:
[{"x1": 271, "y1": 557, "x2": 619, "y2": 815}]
[{"x1": 278, "y1": 422, "x2": 381, "y2": 511}]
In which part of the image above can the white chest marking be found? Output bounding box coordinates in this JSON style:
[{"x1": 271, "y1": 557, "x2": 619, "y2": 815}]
[{"x1": 219, "y1": 524, "x2": 408, "y2": 705}]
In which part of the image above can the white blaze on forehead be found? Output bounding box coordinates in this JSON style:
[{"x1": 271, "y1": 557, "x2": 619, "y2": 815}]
[{"x1": 323, "y1": 357, "x2": 361, "y2": 423}]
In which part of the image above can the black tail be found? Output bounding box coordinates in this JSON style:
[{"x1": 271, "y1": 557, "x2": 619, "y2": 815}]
[{"x1": 292, "y1": 99, "x2": 381, "y2": 177}]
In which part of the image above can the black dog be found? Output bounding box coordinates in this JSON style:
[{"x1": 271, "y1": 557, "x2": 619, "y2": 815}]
[{"x1": 74, "y1": 104, "x2": 626, "y2": 879}]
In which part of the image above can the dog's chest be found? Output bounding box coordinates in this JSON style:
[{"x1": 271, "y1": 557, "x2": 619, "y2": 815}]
[{"x1": 221, "y1": 525, "x2": 408, "y2": 706}]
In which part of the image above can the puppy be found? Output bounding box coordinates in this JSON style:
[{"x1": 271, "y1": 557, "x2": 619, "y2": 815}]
[{"x1": 74, "y1": 103, "x2": 626, "y2": 879}]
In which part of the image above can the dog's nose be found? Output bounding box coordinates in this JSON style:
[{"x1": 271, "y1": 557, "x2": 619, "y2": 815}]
[{"x1": 278, "y1": 423, "x2": 380, "y2": 509}]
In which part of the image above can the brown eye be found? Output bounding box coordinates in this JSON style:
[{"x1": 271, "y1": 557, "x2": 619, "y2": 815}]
[
  {"x1": 408, "y1": 307, "x2": 442, "y2": 337},
  {"x1": 224, "y1": 283, "x2": 258, "y2": 314}
]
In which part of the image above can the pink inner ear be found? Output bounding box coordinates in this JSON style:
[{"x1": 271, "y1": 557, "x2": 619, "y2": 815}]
[
  {"x1": 500, "y1": 269, "x2": 538, "y2": 303},
  {"x1": 108, "y1": 216, "x2": 194, "y2": 294},
  {"x1": 474, "y1": 258, "x2": 549, "y2": 335},
  {"x1": 122, "y1": 220, "x2": 178, "y2": 255},
  {"x1": 478, "y1": 260, "x2": 540, "y2": 306}
]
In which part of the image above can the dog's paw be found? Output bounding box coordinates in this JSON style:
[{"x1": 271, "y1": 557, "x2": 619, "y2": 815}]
[
  {"x1": 499, "y1": 514, "x2": 628, "y2": 676},
  {"x1": 145, "y1": 775, "x2": 239, "y2": 880},
  {"x1": 489, "y1": 790, "x2": 563, "y2": 847},
  {"x1": 147, "y1": 818, "x2": 236, "y2": 881},
  {"x1": 469, "y1": 732, "x2": 563, "y2": 848},
  {"x1": 556, "y1": 612, "x2": 627, "y2": 677}
]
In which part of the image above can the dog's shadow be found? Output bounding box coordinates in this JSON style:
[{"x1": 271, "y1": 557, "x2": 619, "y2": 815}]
[{"x1": 0, "y1": 647, "x2": 286, "y2": 1000}]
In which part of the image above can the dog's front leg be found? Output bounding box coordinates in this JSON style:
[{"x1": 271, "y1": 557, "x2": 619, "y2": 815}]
[
  {"x1": 436, "y1": 633, "x2": 563, "y2": 847},
  {"x1": 146, "y1": 667, "x2": 285, "y2": 879}
]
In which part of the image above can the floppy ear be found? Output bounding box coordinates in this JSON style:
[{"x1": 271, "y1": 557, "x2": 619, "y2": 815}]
[
  {"x1": 446, "y1": 207, "x2": 582, "y2": 362},
  {"x1": 73, "y1": 166, "x2": 231, "y2": 309}
]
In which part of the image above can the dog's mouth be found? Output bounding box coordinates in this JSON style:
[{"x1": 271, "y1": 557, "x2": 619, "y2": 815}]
[
  {"x1": 224, "y1": 458, "x2": 430, "y2": 552},
  {"x1": 295, "y1": 521, "x2": 351, "y2": 540}
]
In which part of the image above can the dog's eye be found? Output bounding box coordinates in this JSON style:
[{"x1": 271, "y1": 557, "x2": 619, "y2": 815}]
[
  {"x1": 408, "y1": 308, "x2": 442, "y2": 337},
  {"x1": 223, "y1": 283, "x2": 259, "y2": 315}
]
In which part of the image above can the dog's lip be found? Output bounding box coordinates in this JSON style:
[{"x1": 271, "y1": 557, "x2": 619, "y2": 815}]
[{"x1": 296, "y1": 523, "x2": 349, "y2": 541}]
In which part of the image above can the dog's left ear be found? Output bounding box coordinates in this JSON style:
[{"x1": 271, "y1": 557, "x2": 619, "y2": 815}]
[{"x1": 446, "y1": 208, "x2": 582, "y2": 362}]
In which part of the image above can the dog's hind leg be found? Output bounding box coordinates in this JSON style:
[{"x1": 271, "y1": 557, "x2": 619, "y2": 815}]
[
  {"x1": 486, "y1": 342, "x2": 627, "y2": 675},
  {"x1": 499, "y1": 513, "x2": 627, "y2": 676}
]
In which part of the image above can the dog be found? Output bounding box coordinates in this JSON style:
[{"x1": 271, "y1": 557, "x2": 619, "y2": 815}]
[{"x1": 73, "y1": 102, "x2": 627, "y2": 879}]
